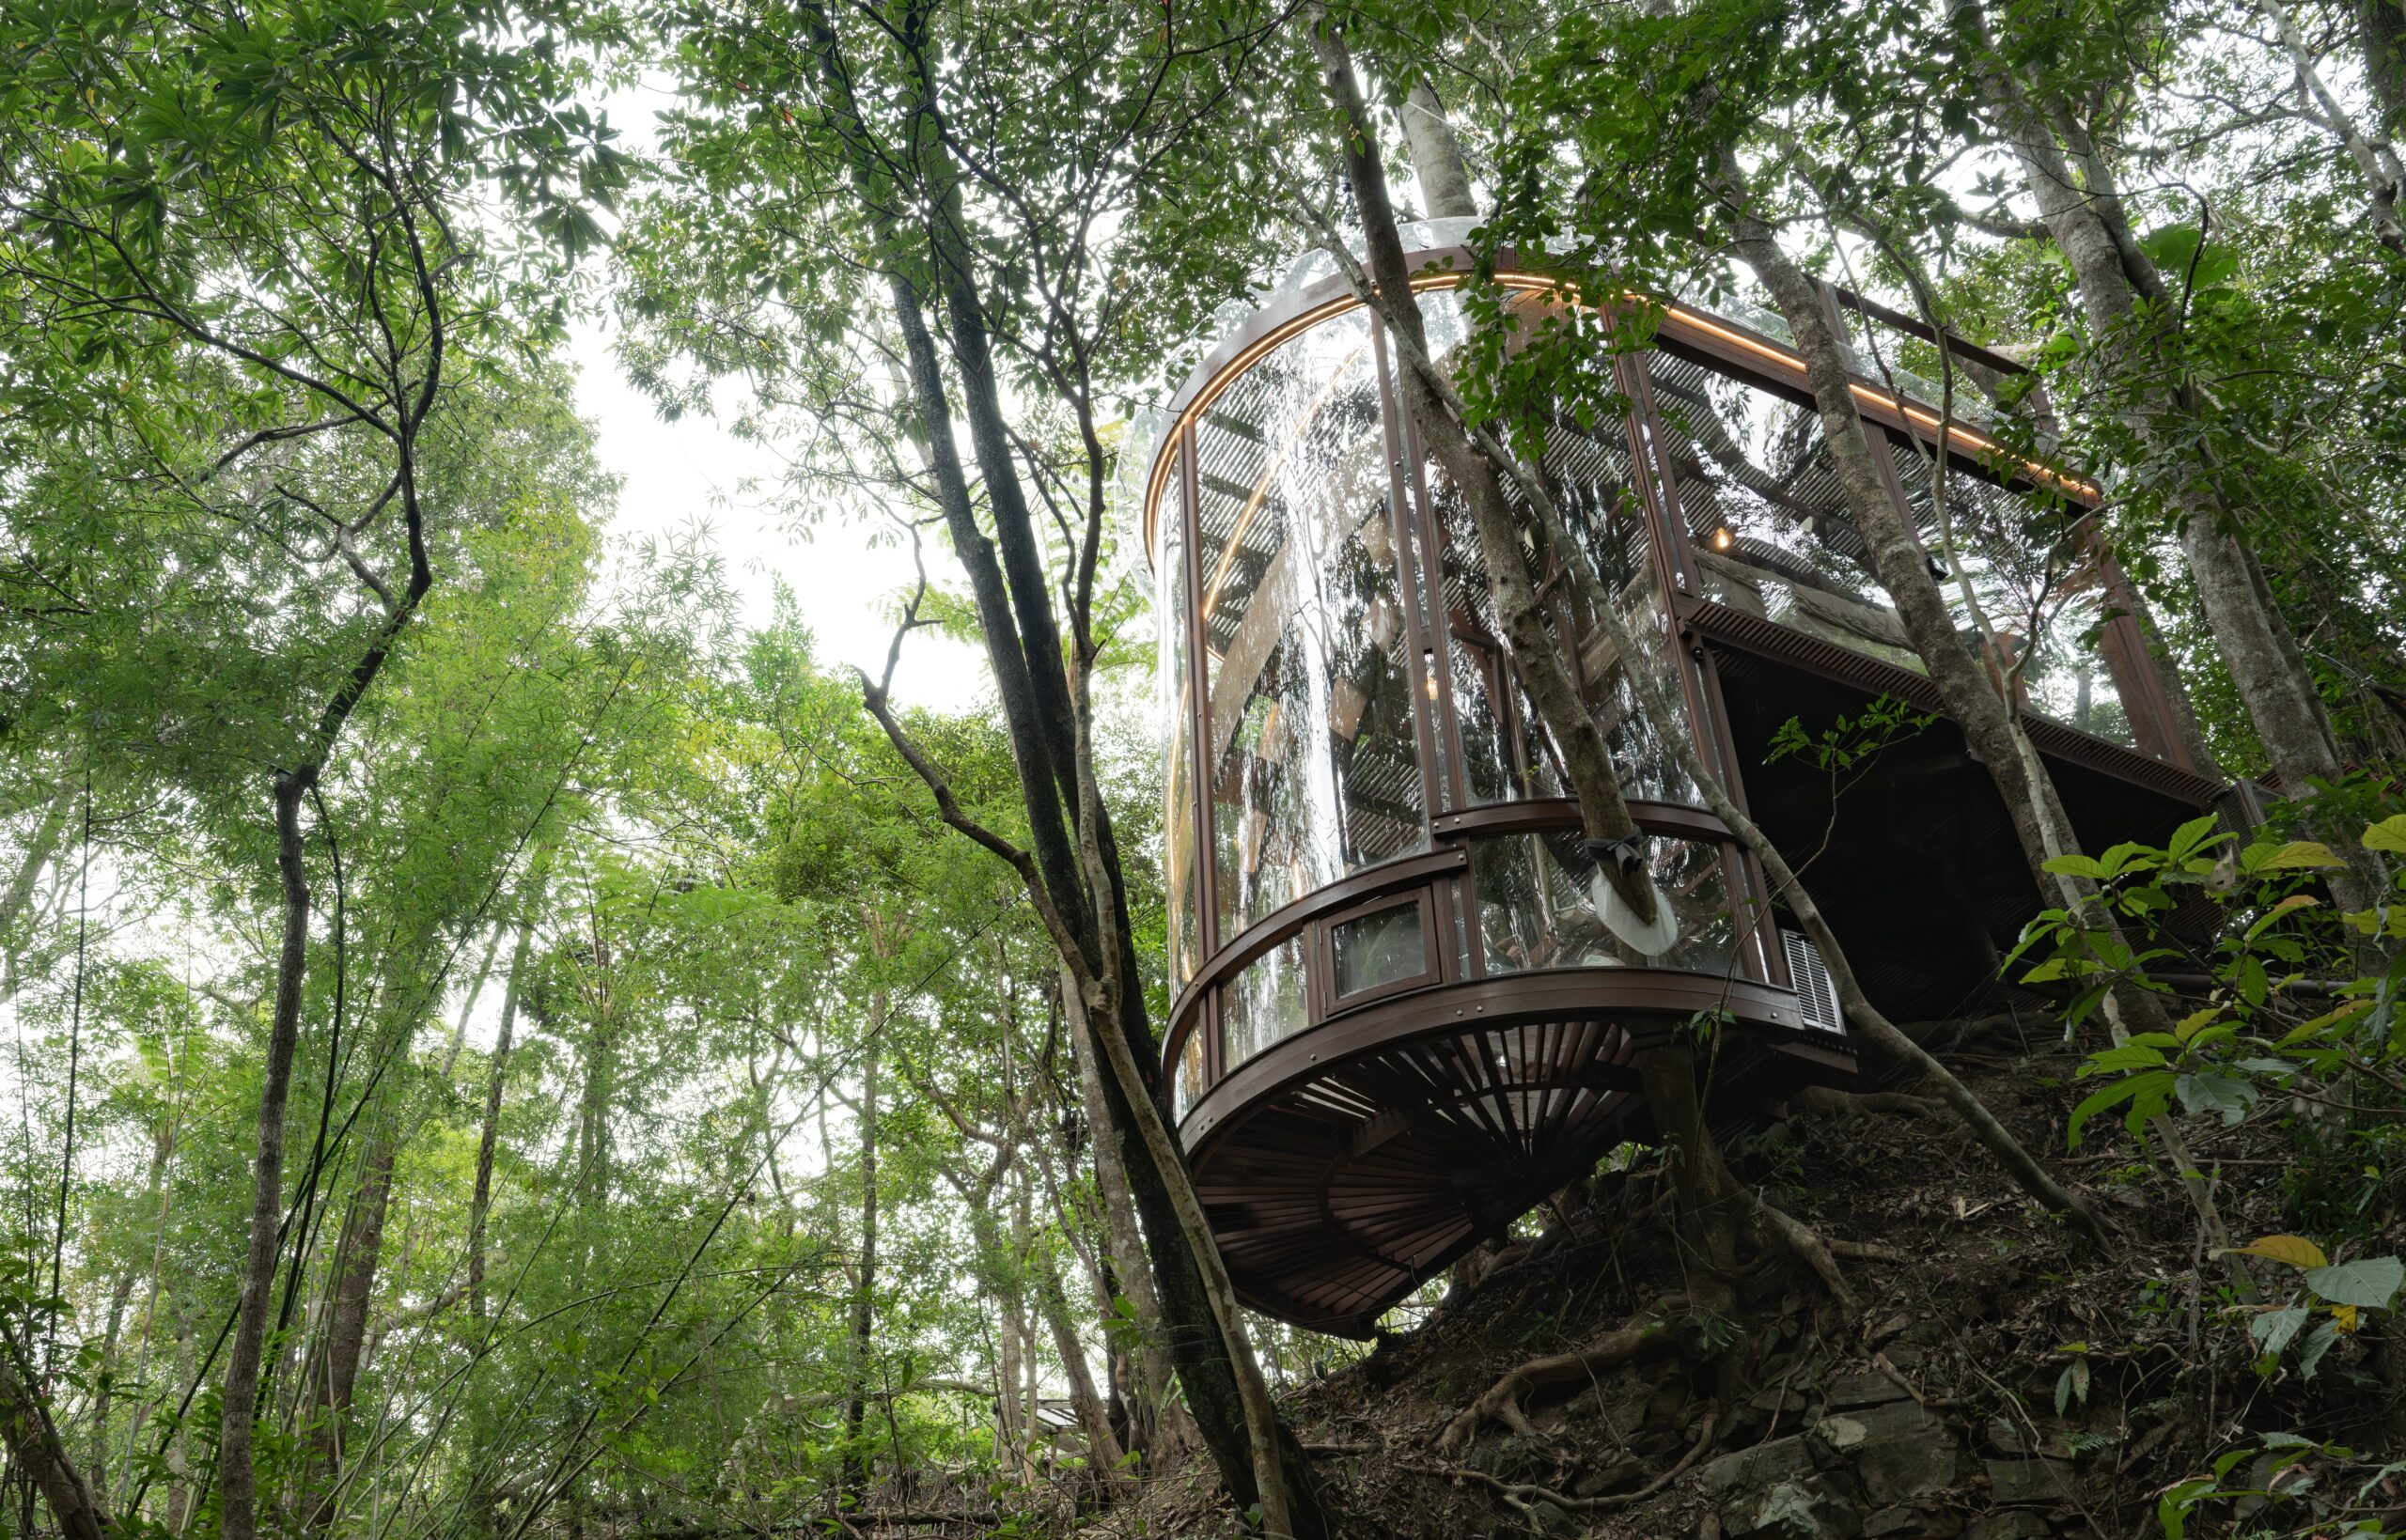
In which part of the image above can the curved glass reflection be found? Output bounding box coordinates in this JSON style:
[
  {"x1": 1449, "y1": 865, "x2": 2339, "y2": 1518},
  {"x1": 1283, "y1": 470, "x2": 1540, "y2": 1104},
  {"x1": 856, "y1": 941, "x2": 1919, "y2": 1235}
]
[
  {"x1": 1471, "y1": 829, "x2": 1737, "y2": 977},
  {"x1": 1193, "y1": 308, "x2": 1428, "y2": 943}
]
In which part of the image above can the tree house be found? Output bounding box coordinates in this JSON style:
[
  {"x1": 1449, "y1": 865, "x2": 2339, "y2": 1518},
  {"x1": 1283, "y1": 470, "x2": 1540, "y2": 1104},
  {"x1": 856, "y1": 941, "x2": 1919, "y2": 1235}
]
[{"x1": 1142, "y1": 230, "x2": 2223, "y2": 1337}]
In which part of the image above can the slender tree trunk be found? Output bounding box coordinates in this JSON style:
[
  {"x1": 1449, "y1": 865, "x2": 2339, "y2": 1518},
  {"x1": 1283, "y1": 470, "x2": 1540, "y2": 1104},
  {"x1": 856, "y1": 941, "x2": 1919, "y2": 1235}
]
[
  {"x1": 163, "y1": 1317, "x2": 194, "y2": 1535},
  {"x1": 977, "y1": 1195, "x2": 1031, "y2": 1480},
  {"x1": 2258, "y1": 0, "x2": 2406, "y2": 252},
  {"x1": 1065, "y1": 992, "x2": 1187, "y2": 1461},
  {"x1": 1722, "y1": 188, "x2": 2094, "y2": 906},
  {"x1": 86, "y1": 1272, "x2": 135, "y2": 1493},
  {"x1": 839, "y1": 998, "x2": 882, "y2": 1507},
  {"x1": 469, "y1": 909, "x2": 538, "y2": 1322},
  {"x1": 0, "y1": 780, "x2": 70, "y2": 995},
  {"x1": 1033, "y1": 1233, "x2": 1129, "y2": 1497},
  {"x1": 1958, "y1": 0, "x2": 2370, "y2": 862},
  {"x1": 305, "y1": 1131, "x2": 396, "y2": 1523},
  {"x1": 219, "y1": 771, "x2": 313, "y2": 1540},
  {"x1": 1636, "y1": 1047, "x2": 1741, "y2": 1313},
  {"x1": 2365, "y1": 0, "x2": 2406, "y2": 139},
  {"x1": 1309, "y1": 11, "x2": 1658, "y2": 926},
  {"x1": 0, "y1": 1336, "x2": 111, "y2": 1540}
]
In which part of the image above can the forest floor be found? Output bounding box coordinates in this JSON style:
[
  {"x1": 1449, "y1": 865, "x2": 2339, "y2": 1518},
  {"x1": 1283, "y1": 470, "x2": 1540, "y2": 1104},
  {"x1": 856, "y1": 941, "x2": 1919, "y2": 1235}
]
[{"x1": 1083, "y1": 1017, "x2": 2406, "y2": 1539}]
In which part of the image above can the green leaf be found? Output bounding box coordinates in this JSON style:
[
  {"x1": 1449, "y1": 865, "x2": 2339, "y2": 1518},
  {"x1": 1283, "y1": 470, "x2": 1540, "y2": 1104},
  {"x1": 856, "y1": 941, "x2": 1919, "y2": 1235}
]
[
  {"x1": 2252, "y1": 1304, "x2": 2311, "y2": 1357},
  {"x1": 2304, "y1": 1257, "x2": 2405, "y2": 1311},
  {"x1": 2067, "y1": 1070, "x2": 2173, "y2": 1149},
  {"x1": 2362, "y1": 816, "x2": 2406, "y2": 854},
  {"x1": 2174, "y1": 1072, "x2": 2254, "y2": 1125},
  {"x1": 2243, "y1": 840, "x2": 2345, "y2": 873},
  {"x1": 2296, "y1": 1319, "x2": 2341, "y2": 1379}
]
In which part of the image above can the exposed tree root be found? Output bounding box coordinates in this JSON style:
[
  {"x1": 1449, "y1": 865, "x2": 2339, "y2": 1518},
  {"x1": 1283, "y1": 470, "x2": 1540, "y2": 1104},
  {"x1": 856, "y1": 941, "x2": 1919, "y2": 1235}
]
[
  {"x1": 1435, "y1": 1304, "x2": 1685, "y2": 1454},
  {"x1": 1745, "y1": 1194, "x2": 1861, "y2": 1314},
  {"x1": 1796, "y1": 1086, "x2": 1950, "y2": 1120},
  {"x1": 1413, "y1": 1406, "x2": 1720, "y2": 1516}
]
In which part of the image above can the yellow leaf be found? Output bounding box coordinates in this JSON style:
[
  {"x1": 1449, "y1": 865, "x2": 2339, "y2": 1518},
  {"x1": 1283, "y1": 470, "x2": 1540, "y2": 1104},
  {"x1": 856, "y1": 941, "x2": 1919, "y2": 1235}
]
[
  {"x1": 2253, "y1": 841, "x2": 2345, "y2": 872},
  {"x1": 2224, "y1": 1234, "x2": 2330, "y2": 1269},
  {"x1": 2176, "y1": 1007, "x2": 2220, "y2": 1043},
  {"x1": 2335, "y1": 1303, "x2": 2360, "y2": 1333},
  {"x1": 2364, "y1": 815, "x2": 2406, "y2": 854}
]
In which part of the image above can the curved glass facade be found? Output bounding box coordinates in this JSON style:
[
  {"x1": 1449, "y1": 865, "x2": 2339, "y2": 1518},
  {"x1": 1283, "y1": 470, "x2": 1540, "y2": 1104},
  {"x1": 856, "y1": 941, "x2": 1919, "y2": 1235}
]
[
  {"x1": 1191, "y1": 308, "x2": 1427, "y2": 941},
  {"x1": 1149, "y1": 255, "x2": 2185, "y2": 1113}
]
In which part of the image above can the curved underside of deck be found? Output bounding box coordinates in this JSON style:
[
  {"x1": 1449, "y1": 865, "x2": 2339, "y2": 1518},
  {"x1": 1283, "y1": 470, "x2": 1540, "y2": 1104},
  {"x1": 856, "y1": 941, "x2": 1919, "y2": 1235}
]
[{"x1": 1180, "y1": 971, "x2": 1853, "y2": 1337}]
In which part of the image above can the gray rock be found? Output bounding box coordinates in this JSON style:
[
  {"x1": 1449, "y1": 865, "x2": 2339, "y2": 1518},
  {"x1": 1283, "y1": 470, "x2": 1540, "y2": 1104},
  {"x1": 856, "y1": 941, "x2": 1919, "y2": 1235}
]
[
  {"x1": 1864, "y1": 1505, "x2": 1960, "y2": 1538},
  {"x1": 1586, "y1": 1367, "x2": 1655, "y2": 1440},
  {"x1": 1816, "y1": 1400, "x2": 1965, "y2": 1506},
  {"x1": 1984, "y1": 1458, "x2": 2076, "y2": 1506},
  {"x1": 1568, "y1": 1451, "x2": 1647, "y2": 1498},
  {"x1": 1704, "y1": 1439, "x2": 1863, "y2": 1537},
  {"x1": 1826, "y1": 1371, "x2": 1915, "y2": 1409},
  {"x1": 1962, "y1": 1511, "x2": 2052, "y2": 1540},
  {"x1": 1704, "y1": 1437, "x2": 1820, "y2": 1499}
]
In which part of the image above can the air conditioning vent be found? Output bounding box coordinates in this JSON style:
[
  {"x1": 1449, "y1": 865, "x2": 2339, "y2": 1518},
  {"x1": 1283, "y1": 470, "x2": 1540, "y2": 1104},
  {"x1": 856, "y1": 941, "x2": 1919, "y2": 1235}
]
[{"x1": 1782, "y1": 931, "x2": 1844, "y2": 1034}]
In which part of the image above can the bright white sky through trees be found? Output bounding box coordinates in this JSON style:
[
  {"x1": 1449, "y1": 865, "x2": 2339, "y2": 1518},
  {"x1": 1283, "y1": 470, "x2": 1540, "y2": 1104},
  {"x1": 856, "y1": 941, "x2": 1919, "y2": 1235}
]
[{"x1": 569, "y1": 84, "x2": 993, "y2": 715}]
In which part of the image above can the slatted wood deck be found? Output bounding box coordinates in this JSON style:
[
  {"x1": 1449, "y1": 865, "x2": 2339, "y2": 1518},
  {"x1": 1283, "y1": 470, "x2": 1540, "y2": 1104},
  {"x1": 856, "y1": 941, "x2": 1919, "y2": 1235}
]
[{"x1": 1182, "y1": 972, "x2": 1851, "y2": 1336}]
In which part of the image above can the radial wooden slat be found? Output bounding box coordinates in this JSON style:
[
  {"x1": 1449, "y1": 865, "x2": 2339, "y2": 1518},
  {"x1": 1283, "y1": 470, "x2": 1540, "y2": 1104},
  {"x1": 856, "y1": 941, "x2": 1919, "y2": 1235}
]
[{"x1": 1184, "y1": 975, "x2": 1858, "y2": 1336}]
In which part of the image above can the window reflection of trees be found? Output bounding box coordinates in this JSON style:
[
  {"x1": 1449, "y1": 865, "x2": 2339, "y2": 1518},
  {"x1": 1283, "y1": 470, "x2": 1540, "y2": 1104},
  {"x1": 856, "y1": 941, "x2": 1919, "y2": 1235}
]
[
  {"x1": 1470, "y1": 831, "x2": 1736, "y2": 976},
  {"x1": 1194, "y1": 312, "x2": 1426, "y2": 945},
  {"x1": 1885, "y1": 446, "x2": 2133, "y2": 746}
]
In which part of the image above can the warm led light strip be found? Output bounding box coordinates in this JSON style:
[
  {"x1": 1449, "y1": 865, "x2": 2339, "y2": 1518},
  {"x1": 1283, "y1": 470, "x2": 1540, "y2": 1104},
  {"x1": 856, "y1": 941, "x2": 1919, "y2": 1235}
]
[{"x1": 1143, "y1": 265, "x2": 2096, "y2": 565}]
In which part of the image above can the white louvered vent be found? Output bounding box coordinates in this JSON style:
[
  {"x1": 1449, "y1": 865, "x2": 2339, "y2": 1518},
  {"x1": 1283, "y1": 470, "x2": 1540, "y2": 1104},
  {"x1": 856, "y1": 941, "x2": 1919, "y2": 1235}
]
[{"x1": 1782, "y1": 931, "x2": 1845, "y2": 1034}]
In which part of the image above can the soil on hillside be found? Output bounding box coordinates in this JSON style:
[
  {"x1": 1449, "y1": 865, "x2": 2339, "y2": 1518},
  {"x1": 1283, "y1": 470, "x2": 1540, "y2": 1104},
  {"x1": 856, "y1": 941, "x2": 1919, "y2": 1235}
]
[{"x1": 1088, "y1": 1019, "x2": 2406, "y2": 1540}]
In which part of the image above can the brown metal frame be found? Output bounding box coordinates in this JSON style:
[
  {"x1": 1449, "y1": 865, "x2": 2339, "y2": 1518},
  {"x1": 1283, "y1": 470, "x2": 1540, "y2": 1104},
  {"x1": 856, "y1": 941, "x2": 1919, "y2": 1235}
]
[
  {"x1": 1309, "y1": 887, "x2": 1447, "y2": 1019},
  {"x1": 1179, "y1": 969, "x2": 1832, "y2": 1144}
]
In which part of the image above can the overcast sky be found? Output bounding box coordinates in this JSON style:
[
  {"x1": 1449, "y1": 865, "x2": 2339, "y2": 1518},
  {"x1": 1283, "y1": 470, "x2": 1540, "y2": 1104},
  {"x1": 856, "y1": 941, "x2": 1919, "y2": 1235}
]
[{"x1": 566, "y1": 83, "x2": 994, "y2": 717}]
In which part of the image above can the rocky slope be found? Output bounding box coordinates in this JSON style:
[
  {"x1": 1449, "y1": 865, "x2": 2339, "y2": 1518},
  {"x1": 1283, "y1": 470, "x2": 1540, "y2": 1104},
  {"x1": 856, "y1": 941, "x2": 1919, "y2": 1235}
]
[{"x1": 1092, "y1": 1017, "x2": 2406, "y2": 1539}]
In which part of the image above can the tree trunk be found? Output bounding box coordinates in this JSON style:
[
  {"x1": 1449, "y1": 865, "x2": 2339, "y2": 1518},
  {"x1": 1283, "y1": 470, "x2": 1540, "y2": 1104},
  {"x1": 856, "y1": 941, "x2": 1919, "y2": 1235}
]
[
  {"x1": 305, "y1": 1131, "x2": 396, "y2": 1524},
  {"x1": 839, "y1": 1000, "x2": 881, "y2": 1507},
  {"x1": 1959, "y1": 0, "x2": 2368, "y2": 854},
  {"x1": 0, "y1": 778, "x2": 71, "y2": 997},
  {"x1": 1033, "y1": 1233, "x2": 1130, "y2": 1497},
  {"x1": 2366, "y1": 0, "x2": 2406, "y2": 140},
  {"x1": 1722, "y1": 196, "x2": 2091, "y2": 904},
  {"x1": 219, "y1": 770, "x2": 313, "y2": 1540},
  {"x1": 1636, "y1": 1046, "x2": 1741, "y2": 1313},
  {"x1": 1309, "y1": 10, "x2": 1658, "y2": 926},
  {"x1": 0, "y1": 1337, "x2": 111, "y2": 1540},
  {"x1": 1400, "y1": 80, "x2": 1476, "y2": 220},
  {"x1": 469, "y1": 898, "x2": 540, "y2": 1322},
  {"x1": 86, "y1": 1272, "x2": 136, "y2": 1495},
  {"x1": 1065, "y1": 989, "x2": 1187, "y2": 1462},
  {"x1": 982, "y1": 1200, "x2": 1031, "y2": 1480}
]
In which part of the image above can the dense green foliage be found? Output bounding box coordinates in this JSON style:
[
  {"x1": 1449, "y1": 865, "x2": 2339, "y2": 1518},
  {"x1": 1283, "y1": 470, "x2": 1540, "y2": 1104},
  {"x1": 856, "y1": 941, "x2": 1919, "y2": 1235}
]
[{"x1": 0, "y1": 0, "x2": 2399, "y2": 1534}]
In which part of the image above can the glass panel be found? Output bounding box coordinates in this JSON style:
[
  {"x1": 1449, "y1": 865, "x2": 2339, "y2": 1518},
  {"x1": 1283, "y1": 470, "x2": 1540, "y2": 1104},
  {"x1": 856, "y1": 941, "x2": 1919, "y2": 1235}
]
[
  {"x1": 1414, "y1": 289, "x2": 1692, "y2": 805},
  {"x1": 1644, "y1": 353, "x2": 1926, "y2": 674},
  {"x1": 1330, "y1": 899, "x2": 1427, "y2": 1000},
  {"x1": 1221, "y1": 934, "x2": 1309, "y2": 1070},
  {"x1": 1160, "y1": 465, "x2": 1203, "y2": 984},
  {"x1": 1883, "y1": 443, "x2": 2135, "y2": 747},
  {"x1": 1469, "y1": 829, "x2": 1737, "y2": 976},
  {"x1": 1195, "y1": 308, "x2": 1427, "y2": 943},
  {"x1": 1174, "y1": 1021, "x2": 1206, "y2": 1121}
]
